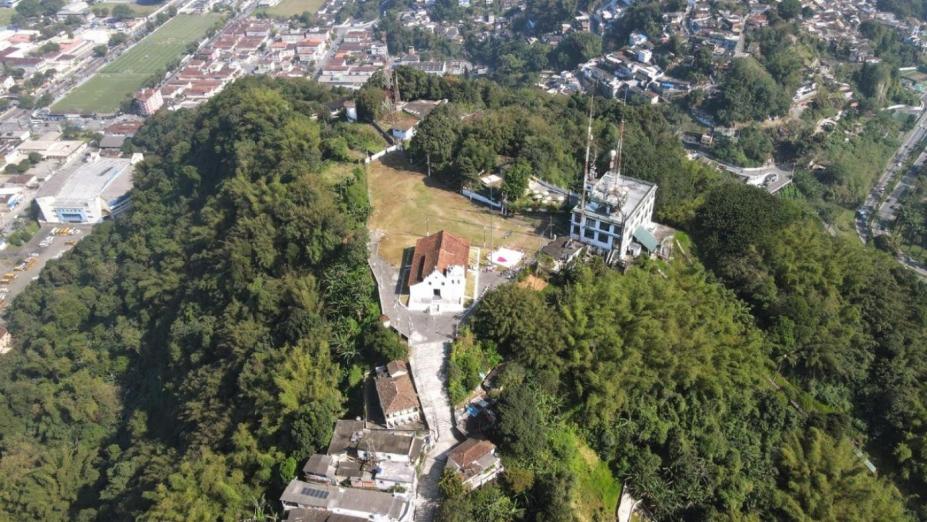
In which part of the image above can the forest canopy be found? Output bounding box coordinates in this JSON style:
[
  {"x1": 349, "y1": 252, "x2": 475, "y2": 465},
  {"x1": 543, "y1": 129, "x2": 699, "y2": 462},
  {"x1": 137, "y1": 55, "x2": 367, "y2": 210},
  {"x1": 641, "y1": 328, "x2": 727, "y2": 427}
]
[{"x1": 0, "y1": 77, "x2": 385, "y2": 520}]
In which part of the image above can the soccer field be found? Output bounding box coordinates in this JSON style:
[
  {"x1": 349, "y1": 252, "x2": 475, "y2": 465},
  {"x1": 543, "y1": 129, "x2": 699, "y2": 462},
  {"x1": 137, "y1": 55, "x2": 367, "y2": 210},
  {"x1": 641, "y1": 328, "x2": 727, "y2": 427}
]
[
  {"x1": 260, "y1": 0, "x2": 325, "y2": 17},
  {"x1": 52, "y1": 14, "x2": 222, "y2": 114}
]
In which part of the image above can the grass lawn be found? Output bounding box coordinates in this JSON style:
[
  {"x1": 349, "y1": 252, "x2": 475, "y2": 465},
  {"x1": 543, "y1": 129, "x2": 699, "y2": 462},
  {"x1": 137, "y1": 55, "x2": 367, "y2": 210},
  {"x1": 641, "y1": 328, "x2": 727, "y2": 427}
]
[
  {"x1": 367, "y1": 151, "x2": 548, "y2": 267},
  {"x1": 259, "y1": 0, "x2": 325, "y2": 17},
  {"x1": 0, "y1": 8, "x2": 13, "y2": 25},
  {"x1": 548, "y1": 428, "x2": 621, "y2": 522},
  {"x1": 52, "y1": 14, "x2": 222, "y2": 114},
  {"x1": 319, "y1": 161, "x2": 358, "y2": 185},
  {"x1": 95, "y1": 1, "x2": 163, "y2": 16}
]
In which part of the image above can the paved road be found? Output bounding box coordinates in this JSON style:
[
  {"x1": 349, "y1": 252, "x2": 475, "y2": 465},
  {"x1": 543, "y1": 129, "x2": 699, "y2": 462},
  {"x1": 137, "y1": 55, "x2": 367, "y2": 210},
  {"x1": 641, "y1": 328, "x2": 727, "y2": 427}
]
[
  {"x1": 852, "y1": 100, "x2": 927, "y2": 278},
  {"x1": 857, "y1": 101, "x2": 927, "y2": 243},
  {"x1": 879, "y1": 150, "x2": 926, "y2": 226},
  {"x1": 692, "y1": 152, "x2": 793, "y2": 193}
]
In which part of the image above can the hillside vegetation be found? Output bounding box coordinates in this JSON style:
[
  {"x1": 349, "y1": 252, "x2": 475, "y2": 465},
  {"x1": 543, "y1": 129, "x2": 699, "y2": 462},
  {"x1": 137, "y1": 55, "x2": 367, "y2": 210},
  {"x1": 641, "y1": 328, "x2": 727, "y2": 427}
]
[{"x1": 0, "y1": 77, "x2": 387, "y2": 520}]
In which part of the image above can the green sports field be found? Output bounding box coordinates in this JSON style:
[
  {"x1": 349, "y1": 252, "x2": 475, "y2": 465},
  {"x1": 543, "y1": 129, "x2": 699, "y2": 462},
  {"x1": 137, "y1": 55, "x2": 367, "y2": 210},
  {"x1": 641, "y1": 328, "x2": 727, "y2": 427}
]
[
  {"x1": 52, "y1": 14, "x2": 222, "y2": 114},
  {"x1": 259, "y1": 0, "x2": 325, "y2": 18}
]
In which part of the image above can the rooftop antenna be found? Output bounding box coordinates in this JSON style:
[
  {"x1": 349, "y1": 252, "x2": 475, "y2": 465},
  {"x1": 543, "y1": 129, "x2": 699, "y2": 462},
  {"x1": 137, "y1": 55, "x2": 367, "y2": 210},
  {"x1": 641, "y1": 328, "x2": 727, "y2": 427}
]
[
  {"x1": 614, "y1": 88, "x2": 629, "y2": 179},
  {"x1": 580, "y1": 91, "x2": 595, "y2": 211},
  {"x1": 393, "y1": 66, "x2": 401, "y2": 106},
  {"x1": 610, "y1": 88, "x2": 630, "y2": 218}
]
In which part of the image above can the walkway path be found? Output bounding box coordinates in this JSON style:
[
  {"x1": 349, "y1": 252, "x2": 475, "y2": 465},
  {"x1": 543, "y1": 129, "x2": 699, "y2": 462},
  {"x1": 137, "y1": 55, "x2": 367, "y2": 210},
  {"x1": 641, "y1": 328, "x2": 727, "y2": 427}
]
[
  {"x1": 409, "y1": 340, "x2": 457, "y2": 522},
  {"x1": 367, "y1": 232, "x2": 511, "y2": 521}
]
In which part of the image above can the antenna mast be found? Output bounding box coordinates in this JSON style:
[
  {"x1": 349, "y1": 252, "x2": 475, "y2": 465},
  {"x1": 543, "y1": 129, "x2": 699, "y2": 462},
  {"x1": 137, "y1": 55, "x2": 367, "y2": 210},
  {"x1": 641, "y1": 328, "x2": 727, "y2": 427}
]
[{"x1": 580, "y1": 94, "x2": 595, "y2": 211}]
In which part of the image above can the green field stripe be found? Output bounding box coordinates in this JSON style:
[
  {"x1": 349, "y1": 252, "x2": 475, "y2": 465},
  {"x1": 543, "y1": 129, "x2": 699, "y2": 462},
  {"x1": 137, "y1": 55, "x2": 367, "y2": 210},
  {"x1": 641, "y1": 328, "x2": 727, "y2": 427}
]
[{"x1": 53, "y1": 13, "x2": 222, "y2": 114}]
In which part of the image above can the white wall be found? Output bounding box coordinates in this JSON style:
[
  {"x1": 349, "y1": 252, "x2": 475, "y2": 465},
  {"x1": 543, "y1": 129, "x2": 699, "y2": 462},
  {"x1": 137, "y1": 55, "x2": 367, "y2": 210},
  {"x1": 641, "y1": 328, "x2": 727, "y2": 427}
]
[{"x1": 408, "y1": 266, "x2": 466, "y2": 313}]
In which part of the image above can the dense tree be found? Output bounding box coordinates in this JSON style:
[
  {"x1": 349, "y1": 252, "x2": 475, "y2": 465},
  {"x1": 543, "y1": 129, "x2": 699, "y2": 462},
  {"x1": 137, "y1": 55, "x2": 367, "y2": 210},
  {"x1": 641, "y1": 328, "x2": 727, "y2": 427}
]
[
  {"x1": 472, "y1": 285, "x2": 562, "y2": 374},
  {"x1": 857, "y1": 61, "x2": 894, "y2": 105},
  {"x1": 455, "y1": 135, "x2": 496, "y2": 181},
  {"x1": 772, "y1": 429, "x2": 907, "y2": 521},
  {"x1": 522, "y1": 0, "x2": 577, "y2": 34},
  {"x1": 777, "y1": 0, "x2": 801, "y2": 20},
  {"x1": 111, "y1": 3, "x2": 135, "y2": 20},
  {"x1": 0, "y1": 77, "x2": 381, "y2": 520},
  {"x1": 355, "y1": 86, "x2": 387, "y2": 123},
  {"x1": 714, "y1": 57, "x2": 790, "y2": 124},
  {"x1": 473, "y1": 259, "x2": 797, "y2": 518},
  {"x1": 689, "y1": 181, "x2": 927, "y2": 517},
  {"x1": 407, "y1": 103, "x2": 462, "y2": 175},
  {"x1": 501, "y1": 160, "x2": 530, "y2": 201},
  {"x1": 549, "y1": 31, "x2": 602, "y2": 70}
]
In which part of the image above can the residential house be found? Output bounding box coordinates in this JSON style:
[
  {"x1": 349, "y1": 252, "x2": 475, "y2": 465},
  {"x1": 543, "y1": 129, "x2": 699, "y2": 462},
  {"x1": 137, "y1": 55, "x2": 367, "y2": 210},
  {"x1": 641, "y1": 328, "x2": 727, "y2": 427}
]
[
  {"x1": 343, "y1": 100, "x2": 357, "y2": 122},
  {"x1": 327, "y1": 420, "x2": 426, "y2": 464},
  {"x1": 134, "y1": 88, "x2": 163, "y2": 116},
  {"x1": 446, "y1": 438, "x2": 503, "y2": 490},
  {"x1": 356, "y1": 430, "x2": 425, "y2": 464},
  {"x1": 279, "y1": 480, "x2": 413, "y2": 521},
  {"x1": 540, "y1": 236, "x2": 584, "y2": 272},
  {"x1": 303, "y1": 454, "x2": 337, "y2": 484},
  {"x1": 374, "y1": 360, "x2": 422, "y2": 428}
]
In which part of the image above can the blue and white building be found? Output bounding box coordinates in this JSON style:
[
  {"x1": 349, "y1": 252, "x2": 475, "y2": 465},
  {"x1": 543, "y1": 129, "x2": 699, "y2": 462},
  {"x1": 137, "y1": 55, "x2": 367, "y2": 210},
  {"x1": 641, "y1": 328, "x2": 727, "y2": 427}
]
[{"x1": 36, "y1": 156, "x2": 139, "y2": 224}]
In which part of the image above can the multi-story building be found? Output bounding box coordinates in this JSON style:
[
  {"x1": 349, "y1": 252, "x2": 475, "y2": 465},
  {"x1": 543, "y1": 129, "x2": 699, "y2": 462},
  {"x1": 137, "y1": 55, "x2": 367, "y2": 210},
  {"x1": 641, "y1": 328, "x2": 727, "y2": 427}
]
[
  {"x1": 570, "y1": 153, "x2": 658, "y2": 261},
  {"x1": 35, "y1": 156, "x2": 139, "y2": 223},
  {"x1": 134, "y1": 88, "x2": 163, "y2": 116}
]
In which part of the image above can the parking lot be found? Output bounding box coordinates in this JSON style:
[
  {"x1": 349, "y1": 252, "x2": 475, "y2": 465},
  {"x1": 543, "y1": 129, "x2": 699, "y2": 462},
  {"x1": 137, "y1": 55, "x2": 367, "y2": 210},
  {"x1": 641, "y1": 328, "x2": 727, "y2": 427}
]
[{"x1": 0, "y1": 224, "x2": 92, "y2": 310}]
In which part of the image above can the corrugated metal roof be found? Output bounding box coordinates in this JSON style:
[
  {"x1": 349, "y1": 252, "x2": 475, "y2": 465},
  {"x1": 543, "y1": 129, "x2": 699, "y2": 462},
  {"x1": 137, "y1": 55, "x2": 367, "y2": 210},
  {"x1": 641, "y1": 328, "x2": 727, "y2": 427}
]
[{"x1": 633, "y1": 226, "x2": 658, "y2": 252}]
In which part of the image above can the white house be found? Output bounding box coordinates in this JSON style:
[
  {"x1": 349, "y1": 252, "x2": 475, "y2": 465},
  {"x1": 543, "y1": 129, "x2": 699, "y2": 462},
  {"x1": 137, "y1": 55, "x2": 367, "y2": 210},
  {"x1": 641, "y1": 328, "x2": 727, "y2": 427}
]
[
  {"x1": 407, "y1": 230, "x2": 469, "y2": 313},
  {"x1": 343, "y1": 100, "x2": 357, "y2": 122},
  {"x1": 0, "y1": 325, "x2": 11, "y2": 354}
]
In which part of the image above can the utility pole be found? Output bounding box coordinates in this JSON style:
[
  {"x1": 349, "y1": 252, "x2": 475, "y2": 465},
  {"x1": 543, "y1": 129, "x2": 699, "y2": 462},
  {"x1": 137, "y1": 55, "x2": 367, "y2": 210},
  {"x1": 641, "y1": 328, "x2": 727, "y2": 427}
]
[{"x1": 489, "y1": 211, "x2": 494, "y2": 256}]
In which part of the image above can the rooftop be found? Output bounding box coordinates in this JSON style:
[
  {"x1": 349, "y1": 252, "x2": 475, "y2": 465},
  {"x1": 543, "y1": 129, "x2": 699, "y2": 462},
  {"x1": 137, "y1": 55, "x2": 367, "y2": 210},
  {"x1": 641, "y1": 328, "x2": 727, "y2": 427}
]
[
  {"x1": 579, "y1": 171, "x2": 656, "y2": 222},
  {"x1": 303, "y1": 454, "x2": 334, "y2": 478},
  {"x1": 448, "y1": 438, "x2": 495, "y2": 469},
  {"x1": 357, "y1": 429, "x2": 422, "y2": 458},
  {"x1": 407, "y1": 230, "x2": 469, "y2": 287},
  {"x1": 37, "y1": 157, "x2": 134, "y2": 204},
  {"x1": 327, "y1": 419, "x2": 365, "y2": 455},
  {"x1": 285, "y1": 508, "x2": 366, "y2": 522},
  {"x1": 375, "y1": 369, "x2": 419, "y2": 416},
  {"x1": 375, "y1": 460, "x2": 415, "y2": 484},
  {"x1": 280, "y1": 480, "x2": 409, "y2": 520}
]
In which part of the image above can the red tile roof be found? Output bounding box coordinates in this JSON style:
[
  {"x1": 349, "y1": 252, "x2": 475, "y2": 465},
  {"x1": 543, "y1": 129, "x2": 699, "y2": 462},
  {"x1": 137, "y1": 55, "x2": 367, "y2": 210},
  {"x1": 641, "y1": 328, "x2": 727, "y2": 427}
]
[
  {"x1": 375, "y1": 362, "x2": 419, "y2": 416},
  {"x1": 407, "y1": 230, "x2": 469, "y2": 287},
  {"x1": 448, "y1": 438, "x2": 495, "y2": 469}
]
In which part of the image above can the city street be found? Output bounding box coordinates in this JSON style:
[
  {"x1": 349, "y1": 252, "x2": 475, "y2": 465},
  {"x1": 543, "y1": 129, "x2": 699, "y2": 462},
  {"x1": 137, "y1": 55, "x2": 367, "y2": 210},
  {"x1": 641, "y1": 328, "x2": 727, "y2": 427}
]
[{"x1": 856, "y1": 99, "x2": 927, "y2": 244}]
